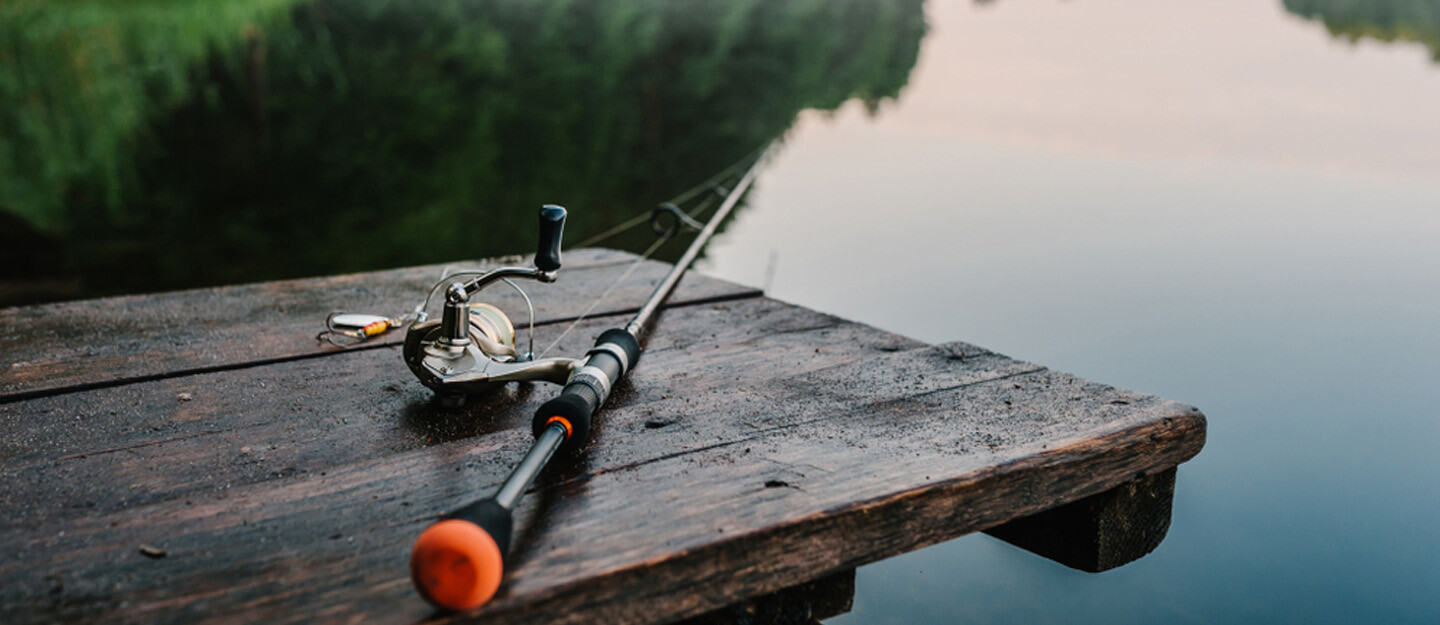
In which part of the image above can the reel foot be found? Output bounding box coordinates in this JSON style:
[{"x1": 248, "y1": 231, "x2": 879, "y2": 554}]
[{"x1": 439, "y1": 393, "x2": 467, "y2": 409}]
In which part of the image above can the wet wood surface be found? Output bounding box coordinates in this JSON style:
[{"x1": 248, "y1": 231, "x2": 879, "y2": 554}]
[
  {"x1": 0, "y1": 248, "x2": 759, "y2": 402},
  {"x1": 0, "y1": 250, "x2": 1206, "y2": 625}
]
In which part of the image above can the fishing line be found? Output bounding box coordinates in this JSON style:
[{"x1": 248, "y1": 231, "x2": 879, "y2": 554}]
[
  {"x1": 535, "y1": 178, "x2": 731, "y2": 358},
  {"x1": 569, "y1": 211, "x2": 653, "y2": 250},
  {"x1": 534, "y1": 233, "x2": 670, "y2": 358},
  {"x1": 566, "y1": 146, "x2": 767, "y2": 249},
  {"x1": 315, "y1": 147, "x2": 764, "y2": 350}
]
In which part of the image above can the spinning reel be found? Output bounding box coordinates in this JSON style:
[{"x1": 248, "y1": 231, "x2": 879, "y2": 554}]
[{"x1": 401, "y1": 205, "x2": 581, "y2": 407}]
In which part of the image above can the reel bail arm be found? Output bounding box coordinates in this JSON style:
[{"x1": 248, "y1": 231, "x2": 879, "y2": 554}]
[{"x1": 435, "y1": 205, "x2": 566, "y2": 350}]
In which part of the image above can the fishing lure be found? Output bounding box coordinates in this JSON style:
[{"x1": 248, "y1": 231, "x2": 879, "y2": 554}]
[{"x1": 318, "y1": 313, "x2": 402, "y2": 344}]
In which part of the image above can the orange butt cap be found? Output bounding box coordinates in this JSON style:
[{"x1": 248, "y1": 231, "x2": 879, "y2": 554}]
[{"x1": 410, "y1": 519, "x2": 504, "y2": 611}]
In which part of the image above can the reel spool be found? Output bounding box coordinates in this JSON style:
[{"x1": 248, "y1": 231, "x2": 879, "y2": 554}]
[{"x1": 466, "y1": 303, "x2": 518, "y2": 360}]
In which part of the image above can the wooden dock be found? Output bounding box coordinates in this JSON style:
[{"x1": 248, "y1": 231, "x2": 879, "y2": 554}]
[{"x1": 0, "y1": 249, "x2": 1206, "y2": 624}]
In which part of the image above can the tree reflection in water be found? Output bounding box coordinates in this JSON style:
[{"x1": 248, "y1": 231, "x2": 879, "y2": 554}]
[
  {"x1": 1285, "y1": 0, "x2": 1440, "y2": 60},
  {"x1": 0, "y1": 0, "x2": 924, "y2": 304}
]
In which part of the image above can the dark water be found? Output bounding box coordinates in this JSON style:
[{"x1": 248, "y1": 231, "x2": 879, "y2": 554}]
[{"x1": 6, "y1": 1, "x2": 1440, "y2": 623}]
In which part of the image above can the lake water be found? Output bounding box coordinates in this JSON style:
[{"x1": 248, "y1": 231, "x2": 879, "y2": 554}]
[
  {"x1": 704, "y1": 1, "x2": 1440, "y2": 622},
  {"x1": 6, "y1": 0, "x2": 1439, "y2": 622}
]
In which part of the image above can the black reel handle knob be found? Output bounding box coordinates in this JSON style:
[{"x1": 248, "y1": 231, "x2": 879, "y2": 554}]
[{"x1": 536, "y1": 205, "x2": 566, "y2": 272}]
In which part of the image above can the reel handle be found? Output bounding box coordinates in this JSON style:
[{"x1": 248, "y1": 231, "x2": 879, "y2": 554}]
[
  {"x1": 535, "y1": 205, "x2": 566, "y2": 272},
  {"x1": 410, "y1": 498, "x2": 514, "y2": 612}
]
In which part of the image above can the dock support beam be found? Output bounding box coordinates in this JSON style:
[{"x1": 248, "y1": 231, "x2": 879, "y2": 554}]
[
  {"x1": 679, "y1": 469, "x2": 1181, "y2": 624},
  {"x1": 984, "y1": 467, "x2": 1178, "y2": 572}
]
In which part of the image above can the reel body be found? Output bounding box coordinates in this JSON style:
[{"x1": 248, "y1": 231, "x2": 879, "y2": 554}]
[
  {"x1": 401, "y1": 205, "x2": 576, "y2": 405},
  {"x1": 402, "y1": 308, "x2": 579, "y2": 399}
]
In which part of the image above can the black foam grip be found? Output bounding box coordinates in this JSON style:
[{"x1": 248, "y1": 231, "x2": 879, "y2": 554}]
[
  {"x1": 596, "y1": 328, "x2": 641, "y2": 371},
  {"x1": 446, "y1": 498, "x2": 514, "y2": 558},
  {"x1": 536, "y1": 205, "x2": 566, "y2": 272},
  {"x1": 533, "y1": 391, "x2": 595, "y2": 455}
]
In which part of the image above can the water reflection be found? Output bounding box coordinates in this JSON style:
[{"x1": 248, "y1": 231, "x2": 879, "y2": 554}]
[
  {"x1": 695, "y1": 1, "x2": 1440, "y2": 624},
  {"x1": 1285, "y1": 0, "x2": 1440, "y2": 60},
  {"x1": 0, "y1": 0, "x2": 924, "y2": 305},
  {"x1": 7, "y1": 0, "x2": 1440, "y2": 306}
]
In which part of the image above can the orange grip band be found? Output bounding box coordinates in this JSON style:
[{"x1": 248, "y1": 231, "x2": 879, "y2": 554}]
[
  {"x1": 545, "y1": 416, "x2": 573, "y2": 439},
  {"x1": 410, "y1": 519, "x2": 504, "y2": 611}
]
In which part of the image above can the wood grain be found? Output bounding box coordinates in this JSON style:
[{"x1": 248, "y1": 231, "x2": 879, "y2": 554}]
[
  {"x1": 0, "y1": 248, "x2": 760, "y2": 402},
  {"x1": 0, "y1": 298, "x2": 914, "y2": 528},
  {"x1": 0, "y1": 252, "x2": 1206, "y2": 625}
]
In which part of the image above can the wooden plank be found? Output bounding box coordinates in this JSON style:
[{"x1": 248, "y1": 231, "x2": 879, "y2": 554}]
[
  {"x1": 0, "y1": 298, "x2": 913, "y2": 527},
  {"x1": 0, "y1": 290, "x2": 1205, "y2": 625},
  {"x1": 985, "y1": 467, "x2": 1177, "y2": 572},
  {"x1": 0, "y1": 248, "x2": 761, "y2": 402}
]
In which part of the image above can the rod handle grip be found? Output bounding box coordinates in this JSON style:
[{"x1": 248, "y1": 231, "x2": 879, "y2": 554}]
[
  {"x1": 533, "y1": 392, "x2": 595, "y2": 456},
  {"x1": 531, "y1": 329, "x2": 640, "y2": 454},
  {"x1": 535, "y1": 205, "x2": 566, "y2": 272},
  {"x1": 410, "y1": 499, "x2": 514, "y2": 611}
]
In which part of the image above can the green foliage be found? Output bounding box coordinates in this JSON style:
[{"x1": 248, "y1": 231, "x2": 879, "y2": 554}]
[
  {"x1": 2, "y1": 0, "x2": 926, "y2": 298},
  {"x1": 1284, "y1": 0, "x2": 1440, "y2": 59},
  {"x1": 0, "y1": 0, "x2": 299, "y2": 231}
]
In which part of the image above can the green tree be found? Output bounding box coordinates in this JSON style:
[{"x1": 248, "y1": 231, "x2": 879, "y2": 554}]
[{"x1": 0, "y1": 0, "x2": 300, "y2": 230}]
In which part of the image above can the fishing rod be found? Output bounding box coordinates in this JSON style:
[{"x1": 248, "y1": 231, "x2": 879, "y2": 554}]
[{"x1": 404, "y1": 146, "x2": 770, "y2": 612}]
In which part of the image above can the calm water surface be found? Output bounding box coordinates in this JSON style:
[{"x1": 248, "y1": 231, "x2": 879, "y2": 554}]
[
  {"x1": 6, "y1": 0, "x2": 1440, "y2": 622},
  {"x1": 705, "y1": 1, "x2": 1440, "y2": 622}
]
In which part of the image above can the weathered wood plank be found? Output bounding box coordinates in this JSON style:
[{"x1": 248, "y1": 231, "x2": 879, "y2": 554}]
[
  {"x1": 0, "y1": 380, "x2": 1200, "y2": 625},
  {"x1": 985, "y1": 467, "x2": 1177, "y2": 572},
  {"x1": 0, "y1": 299, "x2": 1204, "y2": 625},
  {"x1": 0, "y1": 248, "x2": 760, "y2": 402},
  {"x1": 0, "y1": 251, "x2": 1206, "y2": 625},
  {"x1": 0, "y1": 298, "x2": 916, "y2": 528}
]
